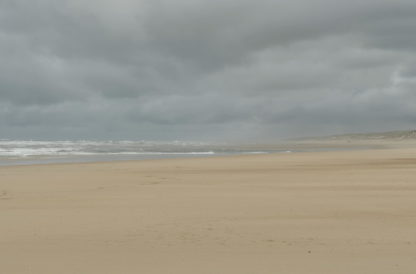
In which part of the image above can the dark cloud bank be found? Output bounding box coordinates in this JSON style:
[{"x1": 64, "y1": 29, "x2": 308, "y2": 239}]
[{"x1": 1, "y1": 0, "x2": 416, "y2": 141}]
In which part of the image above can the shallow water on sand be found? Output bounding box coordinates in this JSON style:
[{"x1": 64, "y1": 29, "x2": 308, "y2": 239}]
[{"x1": 0, "y1": 140, "x2": 374, "y2": 166}]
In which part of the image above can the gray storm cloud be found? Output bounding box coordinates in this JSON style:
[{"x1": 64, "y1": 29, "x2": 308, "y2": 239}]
[{"x1": 0, "y1": 0, "x2": 416, "y2": 140}]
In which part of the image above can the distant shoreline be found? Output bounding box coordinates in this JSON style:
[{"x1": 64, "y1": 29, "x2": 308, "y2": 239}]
[
  {"x1": 2, "y1": 130, "x2": 416, "y2": 166},
  {"x1": 0, "y1": 142, "x2": 382, "y2": 167}
]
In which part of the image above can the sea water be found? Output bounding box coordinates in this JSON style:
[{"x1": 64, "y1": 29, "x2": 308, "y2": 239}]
[{"x1": 0, "y1": 140, "x2": 276, "y2": 166}]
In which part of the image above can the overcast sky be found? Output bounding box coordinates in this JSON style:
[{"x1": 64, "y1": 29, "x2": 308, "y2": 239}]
[{"x1": 1, "y1": 0, "x2": 415, "y2": 141}]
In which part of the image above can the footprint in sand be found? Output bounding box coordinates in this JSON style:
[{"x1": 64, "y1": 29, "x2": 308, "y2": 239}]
[{"x1": 0, "y1": 190, "x2": 11, "y2": 200}]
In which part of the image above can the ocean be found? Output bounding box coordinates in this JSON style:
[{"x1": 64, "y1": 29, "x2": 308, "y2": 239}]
[{"x1": 0, "y1": 140, "x2": 282, "y2": 166}]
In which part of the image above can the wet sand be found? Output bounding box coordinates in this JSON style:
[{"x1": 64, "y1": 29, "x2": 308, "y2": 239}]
[{"x1": 1, "y1": 148, "x2": 416, "y2": 273}]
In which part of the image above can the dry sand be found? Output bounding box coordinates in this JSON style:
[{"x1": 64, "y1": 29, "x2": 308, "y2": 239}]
[{"x1": 1, "y1": 148, "x2": 416, "y2": 273}]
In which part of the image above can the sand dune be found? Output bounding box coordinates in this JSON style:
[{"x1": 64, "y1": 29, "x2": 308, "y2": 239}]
[{"x1": 1, "y1": 148, "x2": 416, "y2": 273}]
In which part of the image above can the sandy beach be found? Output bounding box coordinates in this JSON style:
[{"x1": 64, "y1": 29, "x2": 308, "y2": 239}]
[{"x1": 1, "y1": 148, "x2": 416, "y2": 273}]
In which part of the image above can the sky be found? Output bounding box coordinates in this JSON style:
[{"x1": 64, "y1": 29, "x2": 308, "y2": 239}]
[{"x1": 1, "y1": 0, "x2": 416, "y2": 141}]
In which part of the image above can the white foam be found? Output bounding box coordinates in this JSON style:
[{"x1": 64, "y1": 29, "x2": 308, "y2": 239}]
[{"x1": 0, "y1": 140, "x2": 217, "y2": 157}]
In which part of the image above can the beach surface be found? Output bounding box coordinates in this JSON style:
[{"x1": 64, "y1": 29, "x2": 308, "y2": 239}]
[{"x1": 1, "y1": 148, "x2": 416, "y2": 273}]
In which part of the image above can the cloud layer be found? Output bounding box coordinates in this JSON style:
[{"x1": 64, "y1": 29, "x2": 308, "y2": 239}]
[{"x1": 1, "y1": 0, "x2": 416, "y2": 140}]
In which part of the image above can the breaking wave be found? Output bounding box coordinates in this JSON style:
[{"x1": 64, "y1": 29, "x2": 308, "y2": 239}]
[{"x1": 0, "y1": 140, "x2": 217, "y2": 157}]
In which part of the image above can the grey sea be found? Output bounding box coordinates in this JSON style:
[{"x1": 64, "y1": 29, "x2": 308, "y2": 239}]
[
  {"x1": 0, "y1": 140, "x2": 286, "y2": 166},
  {"x1": 0, "y1": 139, "x2": 374, "y2": 166}
]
